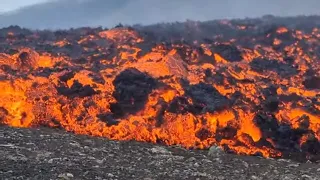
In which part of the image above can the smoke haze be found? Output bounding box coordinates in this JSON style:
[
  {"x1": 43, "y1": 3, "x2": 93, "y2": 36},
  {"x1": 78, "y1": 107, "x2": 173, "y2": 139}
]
[{"x1": 0, "y1": 0, "x2": 319, "y2": 29}]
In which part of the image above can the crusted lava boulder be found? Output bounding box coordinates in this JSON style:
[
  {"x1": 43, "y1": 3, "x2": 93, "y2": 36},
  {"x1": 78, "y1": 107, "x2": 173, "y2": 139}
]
[
  {"x1": 183, "y1": 82, "x2": 230, "y2": 114},
  {"x1": 253, "y1": 112, "x2": 320, "y2": 159},
  {"x1": 15, "y1": 49, "x2": 39, "y2": 70},
  {"x1": 56, "y1": 80, "x2": 98, "y2": 98},
  {"x1": 303, "y1": 76, "x2": 320, "y2": 90},
  {"x1": 249, "y1": 58, "x2": 298, "y2": 77},
  {"x1": 167, "y1": 81, "x2": 230, "y2": 115},
  {"x1": 211, "y1": 44, "x2": 242, "y2": 62},
  {"x1": 167, "y1": 96, "x2": 191, "y2": 114},
  {"x1": 110, "y1": 68, "x2": 157, "y2": 118}
]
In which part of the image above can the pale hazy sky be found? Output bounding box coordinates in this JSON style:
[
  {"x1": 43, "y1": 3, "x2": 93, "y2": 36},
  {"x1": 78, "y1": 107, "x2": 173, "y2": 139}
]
[{"x1": 0, "y1": 0, "x2": 48, "y2": 12}]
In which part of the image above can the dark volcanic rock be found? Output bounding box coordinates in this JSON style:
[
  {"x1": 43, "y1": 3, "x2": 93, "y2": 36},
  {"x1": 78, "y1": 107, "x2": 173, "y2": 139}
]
[
  {"x1": 254, "y1": 113, "x2": 303, "y2": 152},
  {"x1": 253, "y1": 112, "x2": 320, "y2": 160},
  {"x1": 167, "y1": 96, "x2": 190, "y2": 114},
  {"x1": 184, "y1": 82, "x2": 230, "y2": 114},
  {"x1": 56, "y1": 80, "x2": 98, "y2": 98},
  {"x1": 264, "y1": 96, "x2": 280, "y2": 112},
  {"x1": 97, "y1": 113, "x2": 120, "y2": 126},
  {"x1": 301, "y1": 134, "x2": 320, "y2": 158},
  {"x1": 59, "y1": 71, "x2": 76, "y2": 82},
  {"x1": 16, "y1": 51, "x2": 36, "y2": 69},
  {"x1": 279, "y1": 93, "x2": 303, "y2": 102},
  {"x1": 32, "y1": 67, "x2": 54, "y2": 77},
  {"x1": 303, "y1": 76, "x2": 320, "y2": 90},
  {"x1": 250, "y1": 58, "x2": 298, "y2": 77},
  {"x1": 110, "y1": 68, "x2": 157, "y2": 118},
  {"x1": 212, "y1": 44, "x2": 243, "y2": 62}
]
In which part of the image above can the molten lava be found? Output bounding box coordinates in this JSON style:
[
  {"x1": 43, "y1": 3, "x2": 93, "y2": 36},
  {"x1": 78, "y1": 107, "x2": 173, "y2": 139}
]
[{"x1": 1, "y1": 17, "x2": 320, "y2": 160}]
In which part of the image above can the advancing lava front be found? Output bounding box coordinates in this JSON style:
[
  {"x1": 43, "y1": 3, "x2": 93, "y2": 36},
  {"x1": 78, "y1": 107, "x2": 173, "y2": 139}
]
[{"x1": 0, "y1": 16, "x2": 320, "y2": 161}]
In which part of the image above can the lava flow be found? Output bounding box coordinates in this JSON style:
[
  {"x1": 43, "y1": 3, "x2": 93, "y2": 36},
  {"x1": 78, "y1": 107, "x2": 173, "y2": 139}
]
[{"x1": 0, "y1": 16, "x2": 320, "y2": 161}]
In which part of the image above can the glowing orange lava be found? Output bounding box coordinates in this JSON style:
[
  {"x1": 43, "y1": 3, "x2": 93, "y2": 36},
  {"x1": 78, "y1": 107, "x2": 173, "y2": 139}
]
[{"x1": 0, "y1": 20, "x2": 320, "y2": 159}]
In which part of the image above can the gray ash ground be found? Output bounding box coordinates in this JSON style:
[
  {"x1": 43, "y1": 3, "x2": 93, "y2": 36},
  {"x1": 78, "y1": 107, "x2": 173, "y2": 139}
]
[{"x1": 0, "y1": 126, "x2": 320, "y2": 180}]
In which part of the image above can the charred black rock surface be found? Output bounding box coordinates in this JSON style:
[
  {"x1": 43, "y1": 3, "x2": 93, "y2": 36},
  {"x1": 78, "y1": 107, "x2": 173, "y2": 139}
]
[
  {"x1": 249, "y1": 58, "x2": 298, "y2": 77},
  {"x1": 167, "y1": 96, "x2": 191, "y2": 114},
  {"x1": 110, "y1": 68, "x2": 157, "y2": 118},
  {"x1": 254, "y1": 112, "x2": 320, "y2": 162},
  {"x1": 56, "y1": 80, "x2": 98, "y2": 98},
  {"x1": 184, "y1": 82, "x2": 230, "y2": 114},
  {"x1": 303, "y1": 76, "x2": 320, "y2": 90},
  {"x1": 212, "y1": 44, "x2": 243, "y2": 62}
]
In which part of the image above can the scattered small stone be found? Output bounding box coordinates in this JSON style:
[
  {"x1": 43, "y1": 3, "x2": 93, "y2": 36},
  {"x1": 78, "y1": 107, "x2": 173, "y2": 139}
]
[
  {"x1": 213, "y1": 157, "x2": 223, "y2": 163},
  {"x1": 266, "y1": 157, "x2": 275, "y2": 160},
  {"x1": 7, "y1": 155, "x2": 28, "y2": 162},
  {"x1": 201, "y1": 159, "x2": 212, "y2": 163},
  {"x1": 217, "y1": 175, "x2": 226, "y2": 180},
  {"x1": 108, "y1": 153, "x2": 115, "y2": 157},
  {"x1": 107, "y1": 173, "x2": 114, "y2": 177},
  {"x1": 69, "y1": 141, "x2": 80, "y2": 147},
  {"x1": 0, "y1": 143, "x2": 15, "y2": 147},
  {"x1": 273, "y1": 169, "x2": 279, "y2": 174},
  {"x1": 150, "y1": 146, "x2": 171, "y2": 154},
  {"x1": 88, "y1": 156, "x2": 96, "y2": 160},
  {"x1": 173, "y1": 169, "x2": 180, "y2": 174},
  {"x1": 96, "y1": 159, "x2": 104, "y2": 164},
  {"x1": 58, "y1": 173, "x2": 74, "y2": 179},
  {"x1": 208, "y1": 145, "x2": 224, "y2": 157},
  {"x1": 144, "y1": 178, "x2": 154, "y2": 180},
  {"x1": 277, "y1": 159, "x2": 291, "y2": 162},
  {"x1": 288, "y1": 163, "x2": 300, "y2": 167},
  {"x1": 36, "y1": 151, "x2": 52, "y2": 160},
  {"x1": 192, "y1": 172, "x2": 208, "y2": 177},
  {"x1": 317, "y1": 168, "x2": 320, "y2": 172},
  {"x1": 250, "y1": 175, "x2": 260, "y2": 180},
  {"x1": 194, "y1": 162, "x2": 200, "y2": 167},
  {"x1": 242, "y1": 161, "x2": 249, "y2": 168},
  {"x1": 186, "y1": 157, "x2": 196, "y2": 162},
  {"x1": 166, "y1": 157, "x2": 173, "y2": 163},
  {"x1": 281, "y1": 174, "x2": 297, "y2": 180},
  {"x1": 172, "y1": 155, "x2": 184, "y2": 160},
  {"x1": 301, "y1": 174, "x2": 313, "y2": 180},
  {"x1": 66, "y1": 173, "x2": 73, "y2": 178}
]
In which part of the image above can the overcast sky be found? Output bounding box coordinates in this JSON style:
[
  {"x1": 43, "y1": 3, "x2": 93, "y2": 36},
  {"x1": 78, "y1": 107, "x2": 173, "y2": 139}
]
[
  {"x1": 0, "y1": 0, "x2": 48, "y2": 13},
  {"x1": 0, "y1": 0, "x2": 319, "y2": 29}
]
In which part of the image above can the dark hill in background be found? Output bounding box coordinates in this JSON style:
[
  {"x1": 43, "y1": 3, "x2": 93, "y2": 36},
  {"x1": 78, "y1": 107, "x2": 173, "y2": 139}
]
[{"x1": 0, "y1": 0, "x2": 320, "y2": 29}]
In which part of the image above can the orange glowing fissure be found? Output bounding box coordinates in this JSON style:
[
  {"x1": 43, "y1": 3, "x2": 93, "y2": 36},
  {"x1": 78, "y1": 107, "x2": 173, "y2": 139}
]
[{"x1": 0, "y1": 24, "x2": 320, "y2": 159}]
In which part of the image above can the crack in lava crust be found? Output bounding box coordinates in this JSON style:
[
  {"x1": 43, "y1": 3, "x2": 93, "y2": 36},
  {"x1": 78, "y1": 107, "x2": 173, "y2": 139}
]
[{"x1": 1, "y1": 16, "x2": 320, "y2": 161}]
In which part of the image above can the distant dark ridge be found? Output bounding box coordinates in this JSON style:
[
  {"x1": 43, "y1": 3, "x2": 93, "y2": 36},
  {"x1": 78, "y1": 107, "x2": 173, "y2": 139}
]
[
  {"x1": 1, "y1": 15, "x2": 320, "y2": 45},
  {"x1": 0, "y1": 0, "x2": 319, "y2": 29},
  {"x1": 2, "y1": 14, "x2": 320, "y2": 31}
]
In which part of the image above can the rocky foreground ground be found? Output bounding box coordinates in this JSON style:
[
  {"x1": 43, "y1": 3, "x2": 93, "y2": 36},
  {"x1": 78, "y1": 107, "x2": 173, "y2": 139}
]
[{"x1": 0, "y1": 126, "x2": 319, "y2": 180}]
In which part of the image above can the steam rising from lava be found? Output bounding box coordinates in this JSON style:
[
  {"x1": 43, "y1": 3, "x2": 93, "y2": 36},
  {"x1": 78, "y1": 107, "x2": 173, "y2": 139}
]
[{"x1": 0, "y1": 16, "x2": 320, "y2": 161}]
